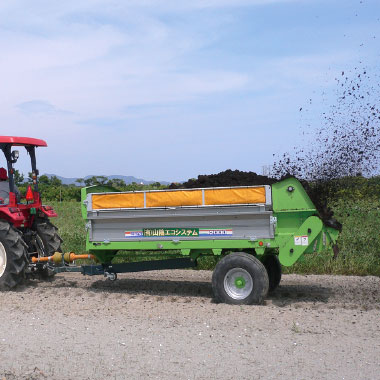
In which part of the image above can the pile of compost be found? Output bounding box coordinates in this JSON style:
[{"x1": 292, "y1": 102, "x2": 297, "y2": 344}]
[{"x1": 170, "y1": 169, "x2": 277, "y2": 189}]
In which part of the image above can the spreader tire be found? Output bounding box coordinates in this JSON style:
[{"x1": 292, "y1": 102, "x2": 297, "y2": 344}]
[
  {"x1": 35, "y1": 219, "x2": 63, "y2": 278},
  {"x1": 212, "y1": 252, "x2": 269, "y2": 305},
  {"x1": 262, "y1": 254, "x2": 282, "y2": 292},
  {"x1": 0, "y1": 220, "x2": 28, "y2": 290}
]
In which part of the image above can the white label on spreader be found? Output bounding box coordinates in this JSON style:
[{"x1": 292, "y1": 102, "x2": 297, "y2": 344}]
[
  {"x1": 294, "y1": 236, "x2": 302, "y2": 246},
  {"x1": 125, "y1": 228, "x2": 233, "y2": 238},
  {"x1": 301, "y1": 236, "x2": 309, "y2": 246},
  {"x1": 199, "y1": 229, "x2": 233, "y2": 236}
]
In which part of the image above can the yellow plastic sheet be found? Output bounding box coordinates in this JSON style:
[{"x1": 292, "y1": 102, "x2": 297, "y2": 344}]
[
  {"x1": 205, "y1": 187, "x2": 266, "y2": 205},
  {"x1": 92, "y1": 193, "x2": 144, "y2": 209},
  {"x1": 146, "y1": 190, "x2": 203, "y2": 207}
]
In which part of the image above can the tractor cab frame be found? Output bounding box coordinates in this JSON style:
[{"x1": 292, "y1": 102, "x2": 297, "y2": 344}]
[{"x1": 0, "y1": 136, "x2": 57, "y2": 227}]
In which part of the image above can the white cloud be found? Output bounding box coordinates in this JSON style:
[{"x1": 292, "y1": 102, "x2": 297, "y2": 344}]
[
  {"x1": 0, "y1": 1, "x2": 251, "y2": 119},
  {"x1": 16, "y1": 100, "x2": 72, "y2": 115}
]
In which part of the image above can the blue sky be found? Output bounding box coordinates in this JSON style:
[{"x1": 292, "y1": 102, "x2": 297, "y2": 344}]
[{"x1": 1, "y1": 0, "x2": 379, "y2": 182}]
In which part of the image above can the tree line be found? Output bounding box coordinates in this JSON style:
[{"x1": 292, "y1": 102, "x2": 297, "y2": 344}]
[{"x1": 15, "y1": 172, "x2": 166, "y2": 202}]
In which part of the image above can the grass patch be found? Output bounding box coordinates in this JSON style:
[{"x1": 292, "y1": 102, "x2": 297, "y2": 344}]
[
  {"x1": 50, "y1": 201, "x2": 86, "y2": 254},
  {"x1": 48, "y1": 198, "x2": 380, "y2": 276},
  {"x1": 284, "y1": 197, "x2": 380, "y2": 276}
]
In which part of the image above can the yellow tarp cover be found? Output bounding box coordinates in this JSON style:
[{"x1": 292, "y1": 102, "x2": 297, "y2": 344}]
[
  {"x1": 146, "y1": 190, "x2": 202, "y2": 207},
  {"x1": 204, "y1": 187, "x2": 265, "y2": 205},
  {"x1": 92, "y1": 187, "x2": 266, "y2": 209},
  {"x1": 92, "y1": 193, "x2": 144, "y2": 209}
]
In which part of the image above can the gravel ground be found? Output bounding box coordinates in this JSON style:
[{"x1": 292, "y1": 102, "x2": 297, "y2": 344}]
[{"x1": 0, "y1": 271, "x2": 379, "y2": 380}]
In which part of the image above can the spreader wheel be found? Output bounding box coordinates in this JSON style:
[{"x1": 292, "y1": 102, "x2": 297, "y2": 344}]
[
  {"x1": 34, "y1": 219, "x2": 63, "y2": 279},
  {"x1": 262, "y1": 254, "x2": 282, "y2": 292},
  {"x1": 0, "y1": 220, "x2": 28, "y2": 290},
  {"x1": 212, "y1": 252, "x2": 269, "y2": 305}
]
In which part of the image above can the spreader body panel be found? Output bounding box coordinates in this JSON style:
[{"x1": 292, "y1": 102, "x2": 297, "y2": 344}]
[{"x1": 87, "y1": 205, "x2": 275, "y2": 243}]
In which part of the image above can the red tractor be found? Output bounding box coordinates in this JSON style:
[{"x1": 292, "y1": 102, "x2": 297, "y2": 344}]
[{"x1": 0, "y1": 136, "x2": 62, "y2": 289}]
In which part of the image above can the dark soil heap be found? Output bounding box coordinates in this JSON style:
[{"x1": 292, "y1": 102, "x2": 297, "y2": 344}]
[{"x1": 174, "y1": 169, "x2": 277, "y2": 189}]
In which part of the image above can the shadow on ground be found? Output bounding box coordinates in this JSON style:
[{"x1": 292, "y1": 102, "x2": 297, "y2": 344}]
[
  {"x1": 268, "y1": 284, "x2": 331, "y2": 307},
  {"x1": 90, "y1": 278, "x2": 332, "y2": 306},
  {"x1": 21, "y1": 275, "x2": 333, "y2": 306},
  {"x1": 90, "y1": 278, "x2": 214, "y2": 299}
]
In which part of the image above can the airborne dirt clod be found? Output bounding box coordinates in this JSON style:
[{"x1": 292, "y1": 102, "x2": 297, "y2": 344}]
[
  {"x1": 173, "y1": 68, "x2": 380, "y2": 229},
  {"x1": 272, "y1": 68, "x2": 380, "y2": 220},
  {"x1": 273, "y1": 68, "x2": 380, "y2": 180},
  {"x1": 0, "y1": 272, "x2": 379, "y2": 380}
]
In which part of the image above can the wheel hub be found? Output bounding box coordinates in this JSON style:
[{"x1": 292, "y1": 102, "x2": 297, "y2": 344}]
[
  {"x1": 235, "y1": 277, "x2": 246, "y2": 288},
  {"x1": 224, "y1": 268, "x2": 253, "y2": 300},
  {"x1": 0, "y1": 242, "x2": 7, "y2": 278}
]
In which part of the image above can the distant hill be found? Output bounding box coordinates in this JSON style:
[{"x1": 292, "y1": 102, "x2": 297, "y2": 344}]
[{"x1": 44, "y1": 174, "x2": 170, "y2": 186}]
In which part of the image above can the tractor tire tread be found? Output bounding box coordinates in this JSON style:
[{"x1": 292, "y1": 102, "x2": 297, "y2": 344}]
[
  {"x1": 0, "y1": 220, "x2": 28, "y2": 290},
  {"x1": 35, "y1": 219, "x2": 63, "y2": 279},
  {"x1": 36, "y1": 220, "x2": 63, "y2": 254}
]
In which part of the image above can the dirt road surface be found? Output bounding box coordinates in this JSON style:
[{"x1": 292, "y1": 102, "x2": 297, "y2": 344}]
[{"x1": 0, "y1": 271, "x2": 379, "y2": 380}]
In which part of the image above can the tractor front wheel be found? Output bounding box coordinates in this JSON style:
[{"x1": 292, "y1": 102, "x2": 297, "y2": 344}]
[
  {"x1": 0, "y1": 220, "x2": 28, "y2": 290},
  {"x1": 212, "y1": 252, "x2": 269, "y2": 305}
]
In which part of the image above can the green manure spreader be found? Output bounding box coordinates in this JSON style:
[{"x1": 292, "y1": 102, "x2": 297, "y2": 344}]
[
  {"x1": 58, "y1": 177, "x2": 338, "y2": 305},
  {"x1": 35, "y1": 177, "x2": 339, "y2": 305}
]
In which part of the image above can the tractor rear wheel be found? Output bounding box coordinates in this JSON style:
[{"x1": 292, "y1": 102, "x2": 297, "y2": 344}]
[
  {"x1": 0, "y1": 220, "x2": 28, "y2": 289},
  {"x1": 34, "y1": 219, "x2": 63, "y2": 279},
  {"x1": 262, "y1": 254, "x2": 282, "y2": 292},
  {"x1": 212, "y1": 252, "x2": 269, "y2": 305}
]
